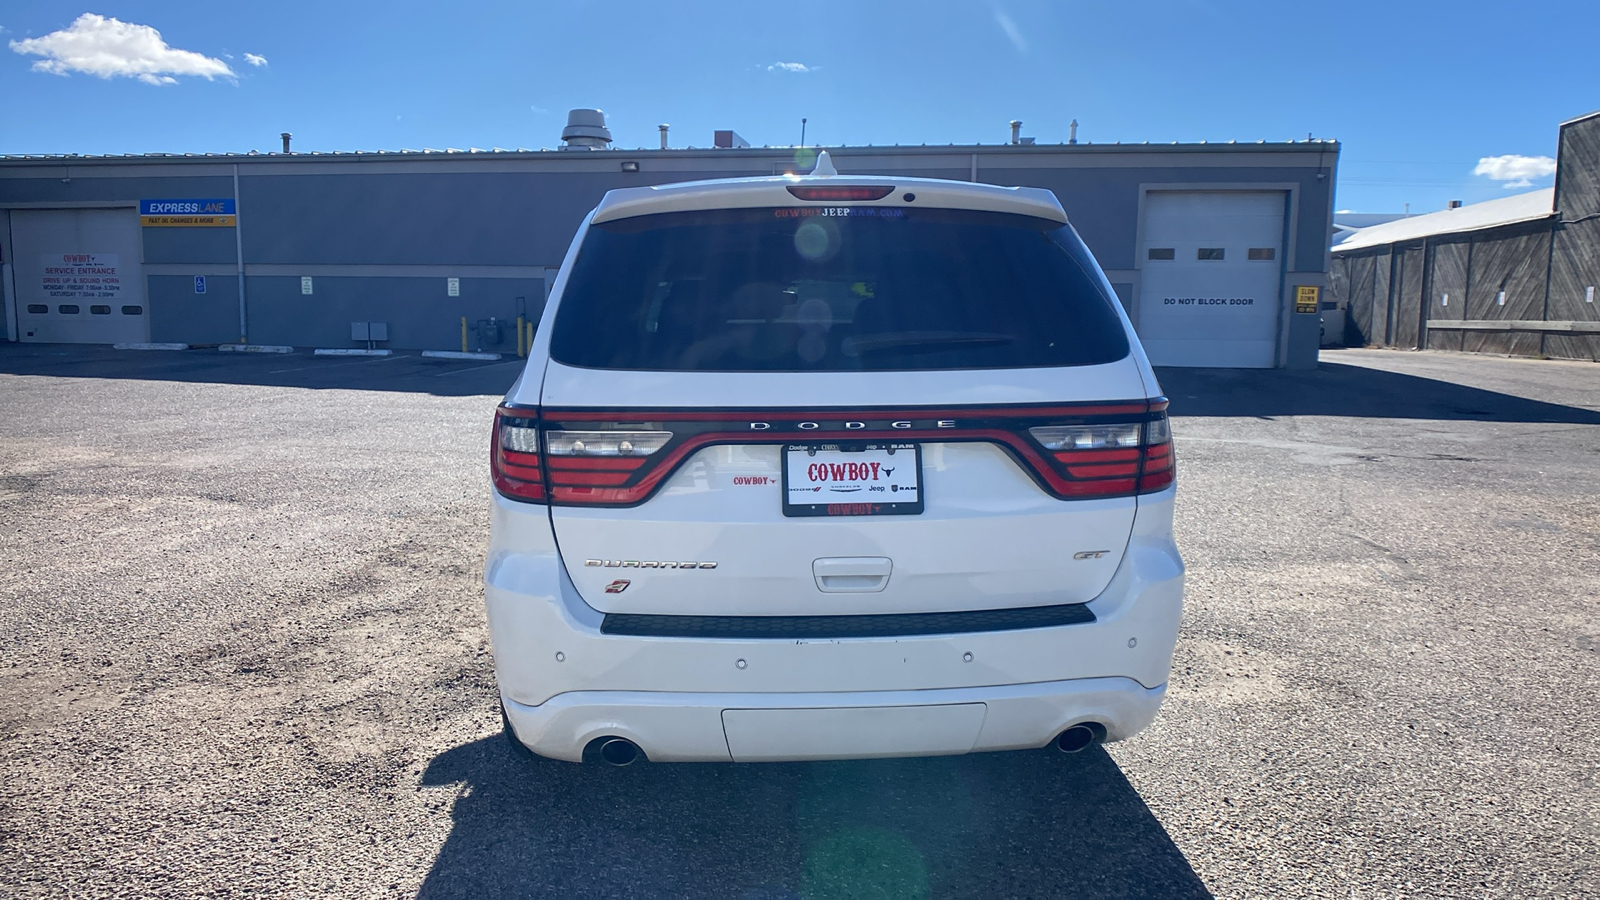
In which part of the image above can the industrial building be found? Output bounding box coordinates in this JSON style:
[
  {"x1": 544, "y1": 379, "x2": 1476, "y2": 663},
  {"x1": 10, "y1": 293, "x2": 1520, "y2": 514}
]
[
  {"x1": 1330, "y1": 110, "x2": 1600, "y2": 361},
  {"x1": 1, "y1": 113, "x2": 1339, "y2": 368}
]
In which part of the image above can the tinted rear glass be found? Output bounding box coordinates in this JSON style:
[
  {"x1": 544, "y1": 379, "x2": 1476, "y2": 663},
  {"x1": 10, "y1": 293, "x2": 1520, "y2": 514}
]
[{"x1": 549, "y1": 207, "x2": 1130, "y2": 371}]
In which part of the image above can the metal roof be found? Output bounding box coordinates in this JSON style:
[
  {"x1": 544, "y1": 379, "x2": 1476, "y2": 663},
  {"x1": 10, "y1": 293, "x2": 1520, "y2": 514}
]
[
  {"x1": 0, "y1": 139, "x2": 1339, "y2": 165},
  {"x1": 1332, "y1": 188, "x2": 1555, "y2": 253}
]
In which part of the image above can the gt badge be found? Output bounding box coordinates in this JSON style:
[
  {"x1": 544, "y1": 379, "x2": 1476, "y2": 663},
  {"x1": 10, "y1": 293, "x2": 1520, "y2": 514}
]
[
  {"x1": 1073, "y1": 550, "x2": 1111, "y2": 560},
  {"x1": 604, "y1": 579, "x2": 631, "y2": 593}
]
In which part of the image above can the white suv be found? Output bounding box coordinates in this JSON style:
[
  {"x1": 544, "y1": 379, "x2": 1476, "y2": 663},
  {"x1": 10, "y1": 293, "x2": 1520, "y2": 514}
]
[{"x1": 485, "y1": 156, "x2": 1183, "y2": 764}]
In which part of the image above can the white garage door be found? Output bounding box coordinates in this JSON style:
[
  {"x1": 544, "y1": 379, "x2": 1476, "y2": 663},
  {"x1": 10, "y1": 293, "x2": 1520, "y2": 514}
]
[
  {"x1": 1137, "y1": 192, "x2": 1285, "y2": 368},
  {"x1": 12, "y1": 209, "x2": 148, "y2": 344}
]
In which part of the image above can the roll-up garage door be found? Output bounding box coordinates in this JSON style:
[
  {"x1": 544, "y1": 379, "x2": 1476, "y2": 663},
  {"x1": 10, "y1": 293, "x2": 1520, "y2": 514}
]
[
  {"x1": 12, "y1": 209, "x2": 148, "y2": 344},
  {"x1": 1137, "y1": 191, "x2": 1286, "y2": 367}
]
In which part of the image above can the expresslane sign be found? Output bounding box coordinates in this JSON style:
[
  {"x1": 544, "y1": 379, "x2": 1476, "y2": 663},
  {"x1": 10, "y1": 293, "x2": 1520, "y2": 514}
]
[{"x1": 140, "y1": 199, "x2": 236, "y2": 227}]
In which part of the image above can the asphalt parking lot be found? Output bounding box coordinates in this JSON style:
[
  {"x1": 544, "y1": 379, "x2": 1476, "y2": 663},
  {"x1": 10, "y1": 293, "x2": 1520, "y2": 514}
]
[{"x1": 1, "y1": 343, "x2": 1597, "y2": 899}]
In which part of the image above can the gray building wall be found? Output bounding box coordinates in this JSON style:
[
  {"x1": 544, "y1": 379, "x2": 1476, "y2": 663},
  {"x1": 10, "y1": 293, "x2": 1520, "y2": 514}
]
[{"x1": 1, "y1": 142, "x2": 1337, "y2": 365}]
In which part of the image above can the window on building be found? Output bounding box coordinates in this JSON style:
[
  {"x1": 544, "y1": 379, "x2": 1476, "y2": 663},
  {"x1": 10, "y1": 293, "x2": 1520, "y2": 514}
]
[
  {"x1": 1197, "y1": 248, "x2": 1225, "y2": 260},
  {"x1": 27, "y1": 304, "x2": 47, "y2": 314},
  {"x1": 1147, "y1": 248, "x2": 1175, "y2": 260},
  {"x1": 90, "y1": 305, "x2": 111, "y2": 315},
  {"x1": 1247, "y1": 247, "x2": 1276, "y2": 260},
  {"x1": 58, "y1": 304, "x2": 81, "y2": 314},
  {"x1": 121, "y1": 305, "x2": 144, "y2": 316}
]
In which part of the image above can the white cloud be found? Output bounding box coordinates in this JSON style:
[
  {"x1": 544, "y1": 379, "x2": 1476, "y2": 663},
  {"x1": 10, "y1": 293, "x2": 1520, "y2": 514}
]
[
  {"x1": 529, "y1": 104, "x2": 550, "y2": 114},
  {"x1": 994, "y1": 9, "x2": 1027, "y2": 53},
  {"x1": 243, "y1": 52, "x2": 267, "y2": 67},
  {"x1": 768, "y1": 61, "x2": 811, "y2": 73},
  {"x1": 9, "y1": 13, "x2": 233, "y2": 86},
  {"x1": 1473, "y1": 154, "x2": 1556, "y2": 189}
]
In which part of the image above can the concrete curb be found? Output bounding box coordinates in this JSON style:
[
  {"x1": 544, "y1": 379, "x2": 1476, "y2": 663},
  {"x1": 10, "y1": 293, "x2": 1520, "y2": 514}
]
[
  {"x1": 219, "y1": 344, "x2": 294, "y2": 354},
  {"x1": 112, "y1": 342, "x2": 190, "y2": 351},
  {"x1": 313, "y1": 348, "x2": 393, "y2": 357},
  {"x1": 421, "y1": 350, "x2": 502, "y2": 361}
]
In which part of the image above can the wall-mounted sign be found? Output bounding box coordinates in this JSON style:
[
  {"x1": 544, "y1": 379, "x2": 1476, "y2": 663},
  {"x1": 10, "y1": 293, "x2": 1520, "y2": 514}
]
[
  {"x1": 41, "y1": 253, "x2": 122, "y2": 300},
  {"x1": 1294, "y1": 285, "x2": 1320, "y2": 314},
  {"x1": 447, "y1": 277, "x2": 460, "y2": 297},
  {"x1": 194, "y1": 275, "x2": 207, "y2": 294},
  {"x1": 301, "y1": 276, "x2": 314, "y2": 295},
  {"x1": 140, "y1": 199, "x2": 236, "y2": 227}
]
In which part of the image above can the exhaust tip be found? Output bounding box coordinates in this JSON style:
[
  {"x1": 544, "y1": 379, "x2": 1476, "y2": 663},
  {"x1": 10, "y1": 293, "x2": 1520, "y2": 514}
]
[
  {"x1": 599, "y1": 737, "x2": 641, "y2": 767},
  {"x1": 1054, "y1": 723, "x2": 1104, "y2": 754}
]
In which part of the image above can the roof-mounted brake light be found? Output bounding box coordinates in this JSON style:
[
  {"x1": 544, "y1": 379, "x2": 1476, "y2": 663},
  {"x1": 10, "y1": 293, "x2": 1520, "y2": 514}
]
[{"x1": 786, "y1": 185, "x2": 895, "y2": 202}]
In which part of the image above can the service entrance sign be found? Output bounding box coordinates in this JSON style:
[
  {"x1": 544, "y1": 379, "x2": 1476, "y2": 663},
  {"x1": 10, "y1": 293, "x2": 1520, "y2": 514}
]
[{"x1": 41, "y1": 253, "x2": 122, "y2": 300}]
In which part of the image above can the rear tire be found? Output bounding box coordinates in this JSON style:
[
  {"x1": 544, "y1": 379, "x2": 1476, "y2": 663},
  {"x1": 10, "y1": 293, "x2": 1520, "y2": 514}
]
[{"x1": 500, "y1": 700, "x2": 537, "y2": 761}]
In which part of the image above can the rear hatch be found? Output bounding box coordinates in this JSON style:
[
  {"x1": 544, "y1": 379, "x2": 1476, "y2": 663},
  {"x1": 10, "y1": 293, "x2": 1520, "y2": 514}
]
[{"x1": 531, "y1": 199, "x2": 1170, "y2": 617}]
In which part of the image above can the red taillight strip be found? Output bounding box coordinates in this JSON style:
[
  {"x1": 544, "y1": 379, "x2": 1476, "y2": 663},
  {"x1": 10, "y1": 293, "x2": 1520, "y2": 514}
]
[
  {"x1": 546, "y1": 457, "x2": 647, "y2": 471},
  {"x1": 536, "y1": 399, "x2": 1172, "y2": 506},
  {"x1": 550, "y1": 405, "x2": 1152, "y2": 422}
]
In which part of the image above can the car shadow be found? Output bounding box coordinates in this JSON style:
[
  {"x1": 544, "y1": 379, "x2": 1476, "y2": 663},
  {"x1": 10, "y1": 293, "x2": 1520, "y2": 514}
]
[
  {"x1": 415, "y1": 737, "x2": 1211, "y2": 900},
  {"x1": 1157, "y1": 360, "x2": 1600, "y2": 424},
  {"x1": 0, "y1": 343, "x2": 522, "y2": 398}
]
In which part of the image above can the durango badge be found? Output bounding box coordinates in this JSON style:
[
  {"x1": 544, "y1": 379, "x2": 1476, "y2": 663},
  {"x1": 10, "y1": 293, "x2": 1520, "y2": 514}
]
[{"x1": 585, "y1": 559, "x2": 718, "y2": 569}]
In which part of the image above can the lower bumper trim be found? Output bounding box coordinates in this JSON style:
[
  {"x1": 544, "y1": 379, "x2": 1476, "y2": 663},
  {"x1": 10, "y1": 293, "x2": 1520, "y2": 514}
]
[{"x1": 599, "y1": 602, "x2": 1096, "y2": 639}]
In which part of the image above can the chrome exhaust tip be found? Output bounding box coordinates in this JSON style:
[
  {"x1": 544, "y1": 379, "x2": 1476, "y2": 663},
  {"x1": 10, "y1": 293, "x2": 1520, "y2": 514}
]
[
  {"x1": 1054, "y1": 723, "x2": 1103, "y2": 754},
  {"x1": 599, "y1": 737, "x2": 641, "y2": 767}
]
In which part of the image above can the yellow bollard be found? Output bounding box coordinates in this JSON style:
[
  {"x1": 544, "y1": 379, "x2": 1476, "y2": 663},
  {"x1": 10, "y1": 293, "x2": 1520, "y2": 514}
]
[
  {"x1": 516, "y1": 316, "x2": 525, "y2": 357},
  {"x1": 460, "y1": 317, "x2": 468, "y2": 353}
]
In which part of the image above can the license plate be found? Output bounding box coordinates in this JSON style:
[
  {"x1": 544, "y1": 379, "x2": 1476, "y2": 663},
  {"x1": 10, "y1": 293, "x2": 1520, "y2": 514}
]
[{"x1": 781, "y1": 442, "x2": 923, "y2": 517}]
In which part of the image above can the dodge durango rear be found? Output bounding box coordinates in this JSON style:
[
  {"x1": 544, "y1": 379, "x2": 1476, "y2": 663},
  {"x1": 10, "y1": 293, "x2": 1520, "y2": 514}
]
[{"x1": 484, "y1": 156, "x2": 1185, "y2": 764}]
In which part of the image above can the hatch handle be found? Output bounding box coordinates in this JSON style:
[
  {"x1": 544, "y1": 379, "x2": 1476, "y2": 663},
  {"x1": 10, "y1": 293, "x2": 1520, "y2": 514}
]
[{"x1": 813, "y1": 557, "x2": 892, "y2": 593}]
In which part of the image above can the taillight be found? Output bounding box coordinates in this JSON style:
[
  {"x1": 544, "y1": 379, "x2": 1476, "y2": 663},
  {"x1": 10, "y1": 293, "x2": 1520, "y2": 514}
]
[
  {"x1": 491, "y1": 406, "x2": 545, "y2": 502},
  {"x1": 544, "y1": 429, "x2": 672, "y2": 488},
  {"x1": 785, "y1": 185, "x2": 895, "y2": 201},
  {"x1": 521, "y1": 400, "x2": 1171, "y2": 507},
  {"x1": 1139, "y1": 415, "x2": 1175, "y2": 492},
  {"x1": 1028, "y1": 410, "x2": 1174, "y2": 496}
]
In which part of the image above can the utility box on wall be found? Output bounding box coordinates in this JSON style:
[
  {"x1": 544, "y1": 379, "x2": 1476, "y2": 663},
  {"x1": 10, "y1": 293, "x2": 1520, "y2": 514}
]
[{"x1": 351, "y1": 321, "x2": 389, "y2": 342}]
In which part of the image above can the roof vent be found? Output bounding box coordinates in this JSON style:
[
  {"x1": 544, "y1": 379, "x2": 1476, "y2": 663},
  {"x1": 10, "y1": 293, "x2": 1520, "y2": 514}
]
[
  {"x1": 714, "y1": 130, "x2": 751, "y2": 149},
  {"x1": 561, "y1": 109, "x2": 612, "y2": 150},
  {"x1": 1448, "y1": 200, "x2": 1463, "y2": 209}
]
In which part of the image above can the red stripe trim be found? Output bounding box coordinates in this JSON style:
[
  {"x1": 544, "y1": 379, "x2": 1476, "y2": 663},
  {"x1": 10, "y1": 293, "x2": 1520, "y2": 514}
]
[
  {"x1": 1066, "y1": 463, "x2": 1139, "y2": 478},
  {"x1": 549, "y1": 471, "x2": 633, "y2": 486},
  {"x1": 546, "y1": 456, "x2": 648, "y2": 471},
  {"x1": 1052, "y1": 448, "x2": 1140, "y2": 464}
]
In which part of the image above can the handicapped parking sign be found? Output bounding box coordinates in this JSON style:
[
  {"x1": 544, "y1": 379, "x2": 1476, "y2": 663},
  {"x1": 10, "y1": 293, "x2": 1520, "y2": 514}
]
[{"x1": 194, "y1": 275, "x2": 207, "y2": 294}]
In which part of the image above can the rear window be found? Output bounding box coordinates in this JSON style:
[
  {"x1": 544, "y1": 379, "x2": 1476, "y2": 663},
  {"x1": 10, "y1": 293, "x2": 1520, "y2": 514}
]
[{"x1": 549, "y1": 207, "x2": 1130, "y2": 371}]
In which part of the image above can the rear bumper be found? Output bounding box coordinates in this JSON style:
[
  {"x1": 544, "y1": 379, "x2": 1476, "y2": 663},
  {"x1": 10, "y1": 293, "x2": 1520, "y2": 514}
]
[
  {"x1": 483, "y1": 488, "x2": 1183, "y2": 762},
  {"x1": 503, "y1": 677, "x2": 1166, "y2": 763}
]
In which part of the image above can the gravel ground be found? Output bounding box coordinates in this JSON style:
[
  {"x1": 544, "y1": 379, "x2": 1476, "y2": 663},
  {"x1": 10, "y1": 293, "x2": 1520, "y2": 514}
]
[{"x1": 0, "y1": 345, "x2": 1596, "y2": 899}]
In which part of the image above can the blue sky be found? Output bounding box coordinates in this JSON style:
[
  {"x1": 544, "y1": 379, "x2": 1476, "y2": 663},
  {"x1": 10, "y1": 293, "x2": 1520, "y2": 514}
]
[{"x1": 3, "y1": 0, "x2": 1597, "y2": 213}]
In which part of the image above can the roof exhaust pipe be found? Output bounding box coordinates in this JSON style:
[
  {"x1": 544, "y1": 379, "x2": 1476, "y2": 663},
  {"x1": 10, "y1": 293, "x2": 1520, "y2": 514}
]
[
  {"x1": 659, "y1": 124, "x2": 670, "y2": 150},
  {"x1": 1069, "y1": 119, "x2": 1079, "y2": 145},
  {"x1": 280, "y1": 132, "x2": 292, "y2": 154},
  {"x1": 1009, "y1": 119, "x2": 1022, "y2": 145},
  {"x1": 1054, "y1": 723, "x2": 1105, "y2": 753},
  {"x1": 599, "y1": 737, "x2": 641, "y2": 766}
]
